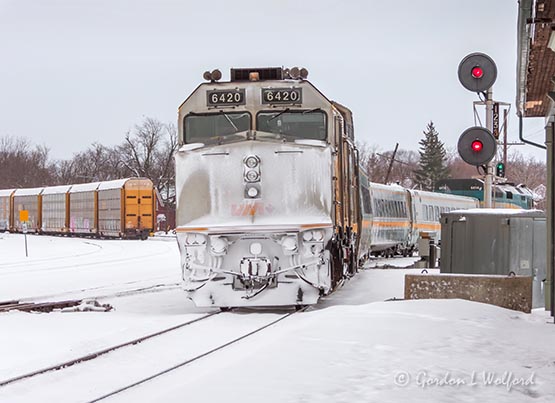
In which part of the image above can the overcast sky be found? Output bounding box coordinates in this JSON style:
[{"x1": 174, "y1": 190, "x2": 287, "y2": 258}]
[{"x1": 0, "y1": 0, "x2": 547, "y2": 161}]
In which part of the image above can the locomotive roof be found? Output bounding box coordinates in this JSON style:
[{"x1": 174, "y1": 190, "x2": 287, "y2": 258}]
[{"x1": 177, "y1": 65, "x2": 352, "y2": 115}]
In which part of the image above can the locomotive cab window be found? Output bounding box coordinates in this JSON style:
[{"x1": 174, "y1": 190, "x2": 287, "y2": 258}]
[
  {"x1": 184, "y1": 112, "x2": 251, "y2": 144},
  {"x1": 256, "y1": 110, "x2": 327, "y2": 140}
]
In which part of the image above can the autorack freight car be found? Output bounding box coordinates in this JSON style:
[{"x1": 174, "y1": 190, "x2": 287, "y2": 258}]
[
  {"x1": 69, "y1": 182, "x2": 100, "y2": 236},
  {"x1": 0, "y1": 189, "x2": 14, "y2": 231},
  {"x1": 0, "y1": 178, "x2": 155, "y2": 239},
  {"x1": 13, "y1": 187, "x2": 43, "y2": 233},
  {"x1": 41, "y1": 185, "x2": 72, "y2": 234},
  {"x1": 97, "y1": 178, "x2": 155, "y2": 240}
]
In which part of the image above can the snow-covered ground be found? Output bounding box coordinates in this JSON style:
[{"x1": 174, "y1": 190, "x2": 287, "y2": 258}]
[{"x1": 0, "y1": 233, "x2": 554, "y2": 402}]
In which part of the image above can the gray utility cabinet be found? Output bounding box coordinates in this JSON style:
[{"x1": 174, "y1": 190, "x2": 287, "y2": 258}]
[{"x1": 440, "y1": 209, "x2": 546, "y2": 308}]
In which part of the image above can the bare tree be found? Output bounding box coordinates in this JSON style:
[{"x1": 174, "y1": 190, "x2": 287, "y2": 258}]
[
  {"x1": 444, "y1": 145, "x2": 484, "y2": 181},
  {"x1": 118, "y1": 118, "x2": 178, "y2": 205},
  {"x1": 505, "y1": 151, "x2": 546, "y2": 189},
  {"x1": 0, "y1": 136, "x2": 55, "y2": 188},
  {"x1": 357, "y1": 141, "x2": 419, "y2": 186},
  {"x1": 155, "y1": 123, "x2": 178, "y2": 207},
  {"x1": 120, "y1": 118, "x2": 163, "y2": 178},
  {"x1": 54, "y1": 143, "x2": 124, "y2": 184}
]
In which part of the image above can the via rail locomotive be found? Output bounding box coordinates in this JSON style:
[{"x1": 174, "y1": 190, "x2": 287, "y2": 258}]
[
  {"x1": 175, "y1": 67, "x2": 478, "y2": 308},
  {"x1": 435, "y1": 178, "x2": 534, "y2": 209}
]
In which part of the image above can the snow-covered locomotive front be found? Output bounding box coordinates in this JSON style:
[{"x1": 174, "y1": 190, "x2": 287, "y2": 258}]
[{"x1": 175, "y1": 67, "x2": 361, "y2": 307}]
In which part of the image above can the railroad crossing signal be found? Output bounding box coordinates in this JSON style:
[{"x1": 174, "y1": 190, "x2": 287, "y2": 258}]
[
  {"x1": 457, "y1": 126, "x2": 497, "y2": 166},
  {"x1": 458, "y1": 52, "x2": 497, "y2": 93}
]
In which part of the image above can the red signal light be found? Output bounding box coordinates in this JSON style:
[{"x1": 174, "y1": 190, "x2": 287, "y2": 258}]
[
  {"x1": 471, "y1": 66, "x2": 484, "y2": 79},
  {"x1": 471, "y1": 140, "x2": 483, "y2": 152}
]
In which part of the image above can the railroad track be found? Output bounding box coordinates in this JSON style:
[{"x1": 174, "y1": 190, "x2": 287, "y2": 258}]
[
  {"x1": 0, "y1": 311, "x2": 221, "y2": 387},
  {"x1": 0, "y1": 299, "x2": 85, "y2": 313},
  {"x1": 0, "y1": 307, "x2": 308, "y2": 403},
  {"x1": 87, "y1": 307, "x2": 307, "y2": 403},
  {"x1": 0, "y1": 281, "x2": 180, "y2": 311}
]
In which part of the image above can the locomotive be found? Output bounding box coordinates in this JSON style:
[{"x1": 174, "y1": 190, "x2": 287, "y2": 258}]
[
  {"x1": 176, "y1": 67, "x2": 359, "y2": 307},
  {"x1": 175, "y1": 67, "x2": 479, "y2": 308},
  {"x1": 435, "y1": 178, "x2": 534, "y2": 209}
]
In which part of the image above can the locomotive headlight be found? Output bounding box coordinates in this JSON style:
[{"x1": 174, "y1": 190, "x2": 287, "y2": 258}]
[
  {"x1": 184, "y1": 233, "x2": 207, "y2": 246},
  {"x1": 209, "y1": 236, "x2": 228, "y2": 255},
  {"x1": 246, "y1": 185, "x2": 260, "y2": 198},
  {"x1": 245, "y1": 170, "x2": 259, "y2": 182},
  {"x1": 302, "y1": 230, "x2": 324, "y2": 242},
  {"x1": 281, "y1": 235, "x2": 298, "y2": 255},
  {"x1": 244, "y1": 155, "x2": 259, "y2": 168},
  {"x1": 250, "y1": 242, "x2": 263, "y2": 255}
]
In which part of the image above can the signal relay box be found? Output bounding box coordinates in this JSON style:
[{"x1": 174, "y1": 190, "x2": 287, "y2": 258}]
[{"x1": 440, "y1": 209, "x2": 546, "y2": 308}]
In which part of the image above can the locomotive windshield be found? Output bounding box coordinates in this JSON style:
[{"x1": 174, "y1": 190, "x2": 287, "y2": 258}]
[
  {"x1": 184, "y1": 112, "x2": 251, "y2": 144},
  {"x1": 256, "y1": 110, "x2": 326, "y2": 140}
]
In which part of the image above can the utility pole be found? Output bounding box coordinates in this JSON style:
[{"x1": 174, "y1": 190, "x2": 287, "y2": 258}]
[{"x1": 384, "y1": 143, "x2": 399, "y2": 184}]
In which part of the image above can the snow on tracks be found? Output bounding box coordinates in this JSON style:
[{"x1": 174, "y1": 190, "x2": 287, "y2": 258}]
[{"x1": 0, "y1": 308, "x2": 306, "y2": 403}]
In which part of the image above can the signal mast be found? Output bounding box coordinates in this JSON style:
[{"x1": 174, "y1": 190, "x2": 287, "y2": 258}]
[{"x1": 457, "y1": 53, "x2": 499, "y2": 208}]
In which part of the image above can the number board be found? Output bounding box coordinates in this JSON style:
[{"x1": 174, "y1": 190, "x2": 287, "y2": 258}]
[
  {"x1": 261, "y1": 88, "x2": 302, "y2": 104},
  {"x1": 207, "y1": 89, "x2": 246, "y2": 106}
]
